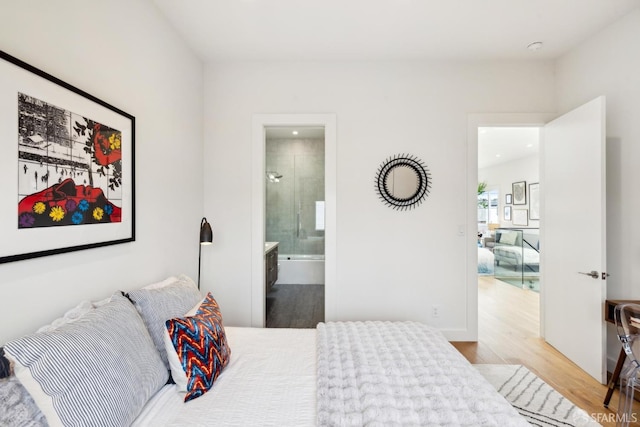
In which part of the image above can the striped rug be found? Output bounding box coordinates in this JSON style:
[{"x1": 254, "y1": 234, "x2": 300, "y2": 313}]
[{"x1": 475, "y1": 364, "x2": 602, "y2": 426}]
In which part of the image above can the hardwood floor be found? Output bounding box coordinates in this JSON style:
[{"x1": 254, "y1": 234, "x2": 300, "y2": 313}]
[
  {"x1": 452, "y1": 276, "x2": 640, "y2": 427},
  {"x1": 266, "y1": 284, "x2": 324, "y2": 328}
]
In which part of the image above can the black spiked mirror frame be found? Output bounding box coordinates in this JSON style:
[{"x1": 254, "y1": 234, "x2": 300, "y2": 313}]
[{"x1": 374, "y1": 154, "x2": 432, "y2": 211}]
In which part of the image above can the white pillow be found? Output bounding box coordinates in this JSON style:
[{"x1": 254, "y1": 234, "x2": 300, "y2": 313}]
[
  {"x1": 36, "y1": 300, "x2": 94, "y2": 333},
  {"x1": 500, "y1": 231, "x2": 518, "y2": 246},
  {"x1": 4, "y1": 293, "x2": 167, "y2": 427},
  {"x1": 141, "y1": 275, "x2": 179, "y2": 290}
]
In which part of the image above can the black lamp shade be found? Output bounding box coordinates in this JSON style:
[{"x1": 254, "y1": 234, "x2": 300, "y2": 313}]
[{"x1": 200, "y1": 217, "x2": 213, "y2": 245}]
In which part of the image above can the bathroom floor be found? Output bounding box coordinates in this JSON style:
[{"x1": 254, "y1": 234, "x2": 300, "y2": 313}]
[{"x1": 266, "y1": 284, "x2": 325, "y2": 328}]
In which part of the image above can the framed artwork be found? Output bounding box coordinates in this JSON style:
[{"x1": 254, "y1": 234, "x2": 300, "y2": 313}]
[
  {"x1": 512, "y1": 181, "x2": 526, "y2": 205},
  {"x1": 0, "y1": 50, "x2": 135, "y2": 264},
  {"x1": 505, "y1": 193, "x2": 512, "y2": 204},
  {"x1": 504, "y1": 206, "x2": 512, "y2": 221},
  {"x1": 529, "y1": 182, "x2": 540, "y2": 220},
  {"x1": 513, "y1": 209, "x2": 528, "y2": 226}
]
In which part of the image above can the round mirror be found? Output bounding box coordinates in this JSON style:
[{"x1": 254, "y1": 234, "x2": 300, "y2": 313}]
[{"x1": 375, "y1": 154, "x2": 431, "y2": 210}]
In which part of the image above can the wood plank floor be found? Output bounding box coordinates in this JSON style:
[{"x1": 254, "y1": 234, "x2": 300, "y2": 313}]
[
  {"x1": 266, "y1": 284, "x2": 324, "y2": 328},
  {"x1": 452, "y1": 276, "x2": 640, "y2": 427}
]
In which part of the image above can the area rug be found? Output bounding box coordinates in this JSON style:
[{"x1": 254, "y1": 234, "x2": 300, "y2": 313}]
[{"x1": 475, "y1": 364, "x2": 601, "y2": 426}]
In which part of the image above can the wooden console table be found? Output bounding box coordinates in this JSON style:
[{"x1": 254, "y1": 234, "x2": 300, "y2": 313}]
[{"x1": 603, "y1": 299, "x2": 640, "y2": 408}]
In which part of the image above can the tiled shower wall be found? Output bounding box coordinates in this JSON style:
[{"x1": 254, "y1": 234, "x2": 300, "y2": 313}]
[{"x1": 266, "y1": 138, "x2": 325, "y2": 256}]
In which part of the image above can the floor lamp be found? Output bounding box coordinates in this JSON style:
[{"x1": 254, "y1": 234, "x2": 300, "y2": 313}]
[{"x1": 198, "y1": 217, "x2": 213, "y2": 290}]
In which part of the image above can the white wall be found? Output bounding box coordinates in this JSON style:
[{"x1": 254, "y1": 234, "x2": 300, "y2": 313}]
[
  {"x1": 203, "y1": 60, "x2": 555, "y2": 337},
  {"x1": 555, "y1": 7, "x2": 640, "y2": 368},
  {"x1": 479, "y1": 153, "x2": 540, "y2": 229},
  {"x1": 0, "y1": 0, "x2": 204, "y2": 344}
]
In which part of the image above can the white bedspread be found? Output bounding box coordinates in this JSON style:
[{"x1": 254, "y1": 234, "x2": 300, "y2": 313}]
[
  {"x1": 132, "y1": 327, "x2": 316, "y2": 426},
  {"x1": 316, "y1": 321, "x2": 528, "y2": 426}
]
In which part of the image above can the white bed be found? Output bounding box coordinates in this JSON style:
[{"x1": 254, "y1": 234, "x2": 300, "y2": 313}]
[
  {"x1": 134, "y1": 323, "x2": 528, "y2": 427},
  {"x1": 1, "y1": 277, "x2": 529, "y2": 427}
]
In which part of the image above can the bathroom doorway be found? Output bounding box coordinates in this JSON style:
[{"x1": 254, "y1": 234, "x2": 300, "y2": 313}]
[
  {"x1": 250, "y1": 113, "x2": 336, "y2": 328},
  {"x1": 265, "y1": 126, "x2": 325, "y2": 328}
]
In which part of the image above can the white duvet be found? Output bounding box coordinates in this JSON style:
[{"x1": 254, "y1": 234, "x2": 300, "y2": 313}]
[
  {"x1": 133, "y1": 323, "x2": 527, "y2": 427},
  {"x1": 132, "y1": 327, "x2": 316, "y2": 426}
]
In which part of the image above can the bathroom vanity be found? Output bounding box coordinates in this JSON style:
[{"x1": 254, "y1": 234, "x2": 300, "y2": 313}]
[{"x1": 265, "y1": 242, "x2": 279, "y2": 294}]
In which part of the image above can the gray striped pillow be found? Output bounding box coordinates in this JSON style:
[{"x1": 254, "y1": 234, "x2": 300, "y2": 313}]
[
  {"x1": 128, "y1": 276, "x2": 202, "y2": 369},
  {"x1": 3, "y1": 292, "x2": 167, "y2": 427}
]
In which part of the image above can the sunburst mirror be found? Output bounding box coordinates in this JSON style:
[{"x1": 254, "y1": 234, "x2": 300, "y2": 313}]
[{"x1": 374, "y1": 154, "x2": 432, "y2": 210}]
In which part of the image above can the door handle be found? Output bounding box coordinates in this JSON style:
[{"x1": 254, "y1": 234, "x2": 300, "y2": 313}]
[{"x1": 578, "y1": 270, "x2": 599, "y2": 279}]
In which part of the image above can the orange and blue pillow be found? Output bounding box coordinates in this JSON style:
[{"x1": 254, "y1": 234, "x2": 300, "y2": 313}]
[{"x1": 164, "y1": 292, "x2": 231, "y2": 402}]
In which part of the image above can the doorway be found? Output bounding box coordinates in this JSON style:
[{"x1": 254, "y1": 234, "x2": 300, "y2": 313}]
[
  {"x1": 477, "y1": 126, "x2": 541, "y2": 293},
  {"x1": 466, "y1": 113, "x2": 553, "y2": 342},
  {"x1": 477, "y1": 125, "x2": 542, "y2": 344},
  {"x1": 250, "y1": 114, "x2": 337, "y2": 328},
  {"x1": 264, "y1": 126, "x2": 325, "y2": 328},
  {"x1": 468, "y1": 100, "x2": 607, "y2": 384}
]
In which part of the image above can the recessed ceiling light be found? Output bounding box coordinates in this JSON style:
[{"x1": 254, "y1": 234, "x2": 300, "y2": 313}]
[
  {"x1": 292, "y1": 130, "x2": 298, "y2": 135},
  {"x1": 496, "y1": 154, "x2": 501, "y2": 158},
  {"x1": 527, "y1": 41, "x2": 543, "y2": 51},
  {"x1": 526, "y1": 144, "x2": 533, "y2": 148}
]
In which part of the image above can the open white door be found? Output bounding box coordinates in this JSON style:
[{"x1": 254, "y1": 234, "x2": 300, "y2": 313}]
[{"x1": 542, "y1": 96, "x2": 607, "y2": 383}]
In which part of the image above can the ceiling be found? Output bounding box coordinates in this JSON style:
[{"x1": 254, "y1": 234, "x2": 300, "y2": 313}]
[
  {"x1": 265, "y1": 126, "x2": 325, "y2": 140},
  {"x1": 152, "y1": 1, "x2": 637, "y2": 168},
  {"x1": 478, "y1": 127, "x2": 539, "y2": 169},
  {"x1": 152, "y1": 0, "x2": 640, "y2": 62}
]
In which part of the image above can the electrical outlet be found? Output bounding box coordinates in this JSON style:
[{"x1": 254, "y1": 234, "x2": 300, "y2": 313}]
[{"x1": 432, "y1": 304, "x2": 440, "y2": 318}]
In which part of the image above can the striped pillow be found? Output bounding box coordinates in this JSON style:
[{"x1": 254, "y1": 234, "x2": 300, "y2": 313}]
[
  {"x1": 3, "y1": 292, "x2": 167, "y2": 427},
  {"x1": 128, "y1": 275, "x2": 202, "y2": 370},
  {"x1": 164, "y1": 292, "x2": 231, "y2": 402}
]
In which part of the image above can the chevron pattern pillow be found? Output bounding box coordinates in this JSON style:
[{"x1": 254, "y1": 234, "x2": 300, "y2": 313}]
[{"x1": 164, "y1": 292, "x2": 231, "y2": 402}]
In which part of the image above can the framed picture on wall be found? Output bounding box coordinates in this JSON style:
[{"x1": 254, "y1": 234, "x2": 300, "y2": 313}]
[
  {"x1": 512, "y1": 181, "x2": 526, "y2": 205},
  {"x1": 505, "y1": 194, "x2": 512, "y2": 204},
  {"x1": 504, "y1": 206, "x2": 512, "y2": 221},
  {"x1": 529, "y1": 182, "x2": 540, "y2": 220},
  {"x1": 0, "y1": 50, "x2": 136, "y2": 264},
  {"x1": 513, "y1": 209, "x2": 528, "y2": 226}
]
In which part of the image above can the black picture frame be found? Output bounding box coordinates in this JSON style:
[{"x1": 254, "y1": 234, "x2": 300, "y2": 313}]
[
  {"x1": 512, "y1": 181, "x2": 526, "y2": 205},
  {"x1": 505, "y1": 193, "x2": 512, "y2": 204},
  {"x1": 0, "y1": 50, "x2": 135, "y2": 264},
  {"x1": 504, "y1": 206, "x2": 512, "y2": 221}
]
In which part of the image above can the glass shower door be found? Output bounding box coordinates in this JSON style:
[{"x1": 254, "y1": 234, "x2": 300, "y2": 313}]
[
  {"x1": 293, "y1": 153, "x2": 325, "y2": 257},
  {"x1": 265, "y1": 135, "x2": 325, "y2": 258}
]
